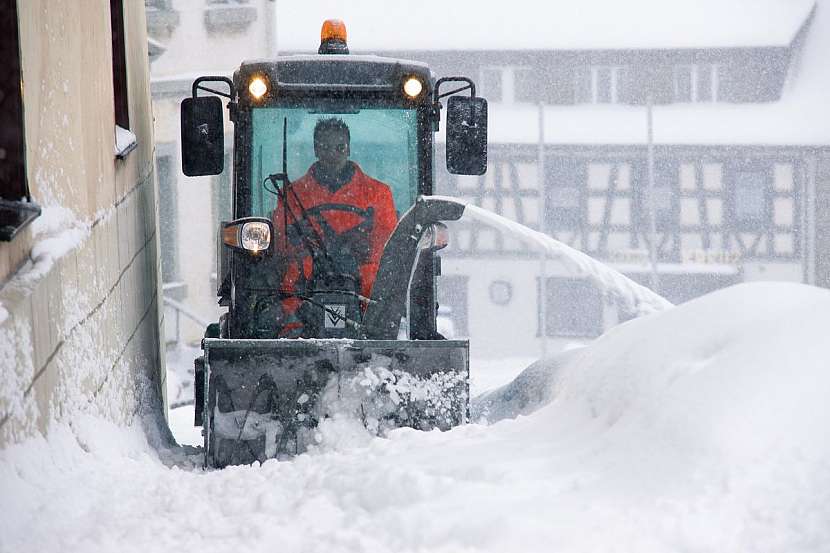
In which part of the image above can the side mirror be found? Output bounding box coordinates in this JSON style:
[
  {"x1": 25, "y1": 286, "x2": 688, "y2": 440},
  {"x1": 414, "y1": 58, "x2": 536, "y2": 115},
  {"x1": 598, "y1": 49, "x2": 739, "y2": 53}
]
[
  {"x1": 446, "y1": 96, "x2": 488, "y2": 176},
  {"x1": 181, "y1": 96, "x2": 224, "y2": 176}
]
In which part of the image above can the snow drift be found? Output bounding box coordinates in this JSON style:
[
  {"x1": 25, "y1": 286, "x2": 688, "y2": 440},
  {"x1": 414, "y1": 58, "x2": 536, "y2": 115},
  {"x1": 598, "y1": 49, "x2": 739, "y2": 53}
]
[{"x1": 2, "y1": 281, "x2": 830, "y2": 552}]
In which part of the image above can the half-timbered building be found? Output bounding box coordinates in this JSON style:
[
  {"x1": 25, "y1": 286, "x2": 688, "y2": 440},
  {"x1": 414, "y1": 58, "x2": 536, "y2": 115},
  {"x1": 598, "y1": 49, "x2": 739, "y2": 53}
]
[{"x1": 276, "y1": 1, "x2": 830, "y2": 356}]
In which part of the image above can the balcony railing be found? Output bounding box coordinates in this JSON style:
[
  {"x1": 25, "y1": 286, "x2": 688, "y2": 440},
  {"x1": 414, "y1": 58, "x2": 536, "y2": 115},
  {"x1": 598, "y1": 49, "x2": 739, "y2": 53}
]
[{"x1": 162, "y1": 282, "x2": 210, "y2": 345}]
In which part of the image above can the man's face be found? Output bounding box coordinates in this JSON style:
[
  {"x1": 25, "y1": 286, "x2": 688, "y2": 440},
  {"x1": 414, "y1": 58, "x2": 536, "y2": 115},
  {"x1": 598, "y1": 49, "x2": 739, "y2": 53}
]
[{"x1": 314, "y1": 130, "x2": 350, "y2": 173}]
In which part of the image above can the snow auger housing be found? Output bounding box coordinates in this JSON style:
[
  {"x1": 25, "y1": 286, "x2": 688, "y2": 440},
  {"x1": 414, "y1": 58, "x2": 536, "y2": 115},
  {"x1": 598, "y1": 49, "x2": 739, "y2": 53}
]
[{"x1": 180, "y1": 21, "x2": 488, "y2": 467}]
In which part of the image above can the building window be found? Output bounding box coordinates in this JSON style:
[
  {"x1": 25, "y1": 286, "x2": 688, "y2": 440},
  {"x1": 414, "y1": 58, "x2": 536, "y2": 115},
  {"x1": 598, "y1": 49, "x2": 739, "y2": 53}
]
[
  {"x1": 111, "y1": 0, "x2": 128, "y2": 129},
  {"x1": 576, "y1": 66, "x2": 629, "y2": 104},
  {"x1": 204, "y1": 0, "x2": 258, "y2": 33},
  {"x1": 593, "y1": 66, "x2": 615, "y2": 104},
  {"x1": 0, "y1": 0, "x2": 40, "y2": 241},
  {"x1": 545, "y1": 66, "x2": 577, "y2": 105},
  {"x1": 545, "y1": 157, "x2": 585, "y2": 231},
  {"x1": 111, "y1": 0, "x2": 136, "y2": 158},
  {"x1": 145, "y1": 0, "x2": 181, "y2": 41},
  {"x1": 634, "y1": 159, "x2": 679, "y2": 231},
  {"x1": 537, "y1": 277, "x2": 603, "y2": 338},
  {"x1": 480, "y1": 66, "x2": 533, "y2": 104},
  {"x1": 673, "y1": 64, "x2": 718, "y2": 103},
  {"x1": 727, "y1": 163, "x2": 772, "y2": 231},
  {"x1": 480, "y1": 67, "x2": 503, "y2": 103},
  {"x1": 513, "y1": 67, "x2": 535, "y2": 103}
]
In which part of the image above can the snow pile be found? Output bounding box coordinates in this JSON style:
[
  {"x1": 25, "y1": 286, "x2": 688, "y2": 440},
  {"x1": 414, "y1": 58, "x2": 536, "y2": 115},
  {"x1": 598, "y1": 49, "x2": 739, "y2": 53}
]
[
  {"x1": 557, "y1": 281, "x2": 830, "y2": 470},
  {"x1": 3, "y1": 282, "x2": 830, "y2": 552},
  {"x1": 472, "y1": 346, "x2": 585, "y2": 422},
  {"x1": 316, "y1": 358, "x2": 466, "y2": 440}
]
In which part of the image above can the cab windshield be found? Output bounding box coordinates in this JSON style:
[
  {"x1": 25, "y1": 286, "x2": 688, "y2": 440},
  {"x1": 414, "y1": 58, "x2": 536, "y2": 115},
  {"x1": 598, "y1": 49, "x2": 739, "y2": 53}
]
[{"x1": 249, "y1": 106, "x2": 420, "y2": 218}]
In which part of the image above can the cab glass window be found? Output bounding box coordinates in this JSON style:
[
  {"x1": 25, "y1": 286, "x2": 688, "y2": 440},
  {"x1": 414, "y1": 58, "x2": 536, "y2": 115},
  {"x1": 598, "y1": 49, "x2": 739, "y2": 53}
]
[{"x1": 249, "y1": 106, "x2": 419, "y2": 218}]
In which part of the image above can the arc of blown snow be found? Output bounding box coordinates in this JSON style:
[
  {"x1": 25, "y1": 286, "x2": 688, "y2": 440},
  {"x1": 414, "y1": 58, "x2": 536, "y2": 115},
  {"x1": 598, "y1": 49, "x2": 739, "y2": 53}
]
[{"x1": 430, "y1": 196, "x2": 674, "y2": 317}]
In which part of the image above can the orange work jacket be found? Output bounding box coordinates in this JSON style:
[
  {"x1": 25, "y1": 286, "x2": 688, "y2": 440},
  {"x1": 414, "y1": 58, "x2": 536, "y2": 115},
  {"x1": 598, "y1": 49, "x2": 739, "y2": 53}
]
[{"x1": 271, "y1": 162, "x2": 398, "y2": 316}]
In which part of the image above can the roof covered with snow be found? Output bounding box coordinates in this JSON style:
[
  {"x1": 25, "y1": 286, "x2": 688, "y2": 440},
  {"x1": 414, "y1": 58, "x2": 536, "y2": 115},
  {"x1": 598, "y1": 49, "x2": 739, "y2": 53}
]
[
  {"x1": 276, "y1": 0, "x2": 816, "y2": 52},
  {"x1": 432, "y1": 1, "x2": 830, "y2": 147},
  {"x1": 276, "y1": 0, "x2": 829, "y2": 146}
]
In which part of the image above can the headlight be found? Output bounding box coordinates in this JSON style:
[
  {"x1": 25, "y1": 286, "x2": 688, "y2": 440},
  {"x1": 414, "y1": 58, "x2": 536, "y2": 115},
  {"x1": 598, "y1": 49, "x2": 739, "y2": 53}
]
[
  {"x1": 249, "y1": 77, "x2": 268, "y2": 99},
  {"x1": 222, "y1": 218, "x2": 272, "y2": 254},
  {"x1": 403, "y1": 77, "x2": 424, "y2": 100},
  {"x1": 240, "y1": 221, "x2": 271, "y2": 252}
]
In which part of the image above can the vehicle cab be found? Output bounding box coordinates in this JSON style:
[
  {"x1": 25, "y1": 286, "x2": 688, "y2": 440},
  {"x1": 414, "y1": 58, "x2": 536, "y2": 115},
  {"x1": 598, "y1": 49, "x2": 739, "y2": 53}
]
[{"x1": 180, "y1": 19, "x2": 487, "y2": 341}]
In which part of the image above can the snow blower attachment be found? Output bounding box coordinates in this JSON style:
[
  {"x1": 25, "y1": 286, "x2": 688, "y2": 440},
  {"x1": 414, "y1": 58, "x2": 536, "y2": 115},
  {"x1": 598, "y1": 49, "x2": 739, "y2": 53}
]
[
  {"x1": 181, "y1": 20, "x2": 487, "y2": 467},
  {"x1": 203, "y1": 339, "x2": 468, "y2": 466}
]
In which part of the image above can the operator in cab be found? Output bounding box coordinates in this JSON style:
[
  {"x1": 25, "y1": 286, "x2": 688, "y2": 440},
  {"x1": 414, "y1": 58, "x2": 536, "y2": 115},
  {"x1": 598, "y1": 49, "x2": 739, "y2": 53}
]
[{"x1": 272, "y1": 117, "x2": 398, "y2": 337}]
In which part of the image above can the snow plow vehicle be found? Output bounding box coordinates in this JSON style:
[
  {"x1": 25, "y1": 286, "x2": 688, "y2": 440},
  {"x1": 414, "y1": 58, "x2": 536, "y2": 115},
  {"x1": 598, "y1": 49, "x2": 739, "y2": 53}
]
[{"x1": 180, "y1": 20, "x2": 488, "y2": 467}]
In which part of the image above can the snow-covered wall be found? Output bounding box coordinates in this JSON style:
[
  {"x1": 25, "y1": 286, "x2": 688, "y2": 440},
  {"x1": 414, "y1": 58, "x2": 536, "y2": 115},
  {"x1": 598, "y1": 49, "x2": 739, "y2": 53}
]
[{"x1": 0, "y1": 1, "x2": 166, "y2": 448}]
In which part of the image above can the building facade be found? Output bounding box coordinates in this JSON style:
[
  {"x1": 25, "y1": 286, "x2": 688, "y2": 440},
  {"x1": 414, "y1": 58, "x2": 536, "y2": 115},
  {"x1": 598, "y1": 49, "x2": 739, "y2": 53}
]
[{"x1": 0, "y1": 0, "x2": 165, "y2": 446}]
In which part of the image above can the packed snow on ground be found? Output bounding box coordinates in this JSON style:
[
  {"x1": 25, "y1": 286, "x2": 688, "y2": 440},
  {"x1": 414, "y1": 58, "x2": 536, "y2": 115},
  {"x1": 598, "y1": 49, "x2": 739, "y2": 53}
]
[{"x1": 3, "y1": 281, "x2": 830, "y2": 552}]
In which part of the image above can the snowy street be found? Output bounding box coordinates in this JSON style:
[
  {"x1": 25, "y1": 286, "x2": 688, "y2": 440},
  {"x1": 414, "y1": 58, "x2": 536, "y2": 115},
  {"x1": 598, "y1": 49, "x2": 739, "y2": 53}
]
[{"x1": 3, "y1": 282, "x2": 830, "y2": 552}]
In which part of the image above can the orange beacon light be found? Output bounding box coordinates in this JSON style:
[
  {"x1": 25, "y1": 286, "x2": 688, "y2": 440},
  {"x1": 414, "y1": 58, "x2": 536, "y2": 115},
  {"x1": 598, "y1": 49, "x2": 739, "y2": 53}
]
[{"x1": 319, "y1": 19, "x2": 349, "y2": 54}]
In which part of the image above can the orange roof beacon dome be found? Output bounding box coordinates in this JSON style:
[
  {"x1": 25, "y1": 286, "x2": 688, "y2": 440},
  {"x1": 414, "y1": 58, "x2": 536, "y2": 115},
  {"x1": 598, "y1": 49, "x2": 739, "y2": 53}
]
[
  {"x1": 318, "y1": 19, "x2": 349, "y2": 54},
  {"x1": 321, "y1": 19, "x2": 347, "y2": 43}
]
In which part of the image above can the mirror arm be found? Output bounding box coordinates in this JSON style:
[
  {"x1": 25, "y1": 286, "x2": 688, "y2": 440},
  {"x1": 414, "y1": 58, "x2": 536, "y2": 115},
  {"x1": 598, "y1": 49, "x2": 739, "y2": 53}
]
[
  {"x1": 437, "y1": 84, "x2": 472, "y2": 100},
  {"x1": 431, "y1": 77, "x2": 477, "y2": 129},
  {"x1": 192, "y1": 76, "x2": 236, "y2": 100},
  {"x1": 434, "y1": 77, "x2": 476, "y2": 101}
]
